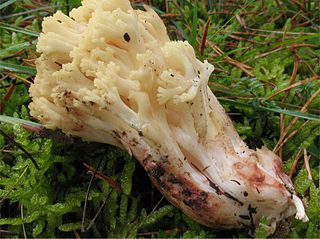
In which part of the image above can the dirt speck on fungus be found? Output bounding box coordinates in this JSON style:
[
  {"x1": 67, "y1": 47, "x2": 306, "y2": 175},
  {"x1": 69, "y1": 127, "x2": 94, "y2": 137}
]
[{"x1": 123, "y1": 32, "x2": 131, "y2": 42}]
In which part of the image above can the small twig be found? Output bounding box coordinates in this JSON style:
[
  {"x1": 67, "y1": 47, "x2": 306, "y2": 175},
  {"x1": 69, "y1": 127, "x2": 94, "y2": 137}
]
[
  {"x1": 274, "y1": 120, "x2": 309, "y2": 153},
  {"x1": 85, "y1": 200, "x2": 107, "y2": 231},
  {"x1": 208, "y1": 42, "x2": 254, "y2": 76},
  {"x1": 275, "y1": 0, "x2": 286, "y2": 18},
  {"x1": 278, "y1": 111, "x2": 285, "y2": 159},
  {"x1": 229, "y1": 34, "x2": 261, "y2": 44},
  {"x1": 274, "y1": 88, "x2": 320, "y2": 153},
  {"x1": 0, "y1": 149, "x2": 13, "y2": 153},
  {"x1": 0, "y1": 79, "x2": 16, "y2": 113},
  {"x1": 171, "y1": 0, "x2": 190, "y2": 33},
  {"x1": 21, "y1": 3, "x2": 41, "y2": 9},
  {"x1": 288, "y1": 47, "x2": 299, "y2": 83},
  {"x1": 303, "y1": 149, "x2": 313, "y2": 180},
  {"x1": 291, "y1": 9, "x2": 303, "y2": 24},
  {"x1": 73, "y1": 230, "x2": 81, "y2": 239},
  {"x1": 267, "y1": 78, "x2": 317, "y2": 100},
  {"x1": 245, "y1": 27, "x2": 316, "y2": 36},
  {"x1": 0, "y1": 6, "x2": 54, "y2": 20},
  {"x1": 200, "y1": 19, "x2": 210, "y2": 58},
  {"x1": 291, "y1": 43, "x2": 319, "y2": 48},
  {"x1": 161, "y1": 13, "x2": 179, "y2": 18},
  {"x1": 0, "y1": 229, "x2": 18, "y2": 235},
  {"x1": 276, "y1": 47, "x2": 300, "y2": 155},
  {"x1": 6, "y1": 72, "x2": 33, "y2": 85},
  {"x1": 291, "y1": 0, "x2": 307, "y2": 11},
  {"x1": 0, "y1": 128, "x2": 39, "y2": 170},
  {"x1": 0, "y1": 82, "x2": 25, "y2": 90},
  {"x1": 21, "y1": 204, "x2": 27, "y2": 239},
  {"x1": 284, "y1": 89, "x2": 320, "y2": 133},
  {"x1": 231, "y1": 31, "x2": 280, "y2": 38},
  {"x1": 235, "y1": 14, "x2": 247, "y2": 28},
  {"x1": 0, "y1": 75, "x2": 9, "y2": 93},
  {"x1": 0, "y1": 167, "x2": 28, "y2": 205},
  {"x1": 22, "y1": 57, "x2": 36, "y2": 65},
  {"x1": 81, "y1": 159, "x2": 103, "y2": 232},
  {"x1": 289, "y1": 149, "x2": 303, "y2": 178},
  {"x1": 209, "y1": 11, "x2": 232, "y2": 15},
  {"x1": 255, "y1": 43, "x2": 318, "y2": 60},
  {"x1": 305, "y1": 63, "x2": 320, "y2": 79},
  {"x1": 137, "y1": 228, "x2": 182, "y2": 236},
  {"x1": 83, "y1": 163, "x2": 122, "y2": 193},
  {"x1": 165, "y1": 0, "x2": 169, "y2": 12},
  {"x1": 150, "y1": 196, "x2": 164, "y2": 215}
]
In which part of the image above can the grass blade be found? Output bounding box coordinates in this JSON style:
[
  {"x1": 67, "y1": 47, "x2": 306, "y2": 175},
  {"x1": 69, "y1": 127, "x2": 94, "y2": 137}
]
[
  {"x1": 307, "y1": 145, "x2": 320, "y2": 160},
  {"x1": 271, "y1": 34, "x2": 320, "y2": 48},
  {"x1": 0, "y1": 115, "x2": 43, "y2": 129},
  {"x1": 0, "y1": 61, "x2": 36, "y2": 76},
  {"x1": 0, "y1": 6, "x2": 53, "y2": 20},
  {"x1": 213, "y1": 47, "x2": 247, "y2": 63},
  {"x1": 0, "y1": 0, "x2": 19, "y2": 10},
  {"x1": 259, "y1": 106, "x2": 320, "y2": 122},
  {"x1": 0, "y1": 23, "x2": 39, "y2": 37},
  {"x1": 189, "y1": 4, "x2": 198, "y2": 47},
  {"x1": 219, "y1": 98, "x2": 320, "y2": 122},
  {"x1": 0, "y1": 42, "x2": 32, "y2": 59}
]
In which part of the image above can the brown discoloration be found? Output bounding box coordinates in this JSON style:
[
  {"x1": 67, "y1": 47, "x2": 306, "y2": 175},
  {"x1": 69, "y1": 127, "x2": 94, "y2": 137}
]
[
  {"x1": 112, "y1": 130, "x2": 121, "y2": 138},
  {"x1": 249, "y1": 171, "x2": 265, "y2": 183},
  {"x1": 208, "y1": 179, "x2": 223, "y2": 195},
  {"x1": 130, "y1": 138, "x2": 139, "y2": 146},
  {"x1": 112, "y1": 130, "x2": 139, "y2": 147},
  {"x1": 242, "y1": 163, "x2": 265, "y2": 184},
  {"x1": 273, "y1": 158, "x2": 283, "y2": 172},
  {"x1": 183, "y1": 198, "x2": 205, "y2": 211},
  {"x1": 234, "y1": 162, "x2": 243, "y2": 170},
  {"x1": 248, "y1": 204, "x2": 257, "y2": 232},
  {"x1": 136, "y1": 155, "x2": 248, "y2": 229},
  {"x1": 182, "y1": 188, "x2": 192, "y2": 197},
  {"x1": 73, "y1": 108, "x2": 86, "y2": 117},
  {"x1": 167, "y1": 173, "x2": 180, "y2": 184},
  {"x1": 159, "y1": 155, "x2": 169, "y2": 161},
  {"x1": 248, "y1": 204, "x2": 257, "y2": 214},
  {"x1": 234, "y1": 161, "x2": 284, "y2": 189},
  {"x1": 63, "y1": 90, "x2": 72, "y2": 96},
  {"x1": 143, "y1": 153, "x2": 152, "y2": 165},
  {"x1": 273, "y1": 158, "x2": 295, "y2": 193},
  {"x1": 181, "y1": 188, "x2": 209, "y2": 211},
  {"x1": 200, "y1": 191, "x2": 208, "y2": 201},
  {"x1": 119, "y1": 135, "x2": 292, "y2": 229},
  {"x1": 148, "y1": 164, "x2": 165, "y2": 183},
  {"x1": 71, "y1": 124, "x2": 84, "y2": 131},
  {"x1": 145, "y1": 160, "x2": 212, "y2": 216}
]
